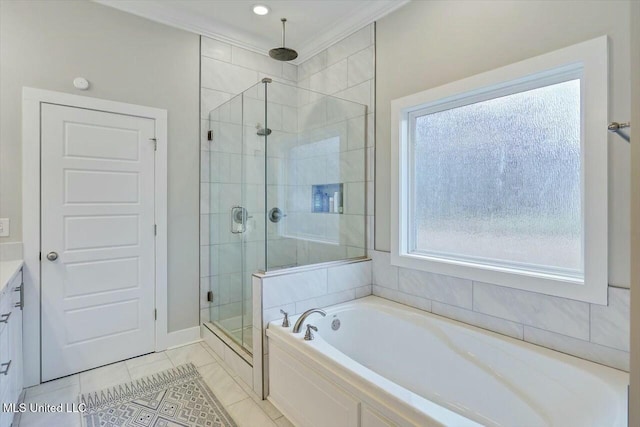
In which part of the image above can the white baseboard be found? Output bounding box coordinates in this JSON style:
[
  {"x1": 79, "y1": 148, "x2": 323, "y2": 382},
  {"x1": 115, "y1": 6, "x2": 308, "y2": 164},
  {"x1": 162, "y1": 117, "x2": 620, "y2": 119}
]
[{"x1": 162, "y1": 326, "x2": 202, "y2": 350}]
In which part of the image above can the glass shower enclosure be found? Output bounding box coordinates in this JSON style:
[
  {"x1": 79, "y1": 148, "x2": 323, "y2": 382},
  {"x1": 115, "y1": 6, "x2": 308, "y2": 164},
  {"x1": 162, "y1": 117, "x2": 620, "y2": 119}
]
[{"x1": 201, "y1": 79, "x2": 367, "y2": 356}]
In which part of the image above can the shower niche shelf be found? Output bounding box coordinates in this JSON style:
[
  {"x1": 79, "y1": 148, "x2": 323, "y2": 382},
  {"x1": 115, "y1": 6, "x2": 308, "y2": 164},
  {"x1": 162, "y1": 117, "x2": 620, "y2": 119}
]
[{"x1": 312, "y1": 183, "x2": 343, "y2": 214}]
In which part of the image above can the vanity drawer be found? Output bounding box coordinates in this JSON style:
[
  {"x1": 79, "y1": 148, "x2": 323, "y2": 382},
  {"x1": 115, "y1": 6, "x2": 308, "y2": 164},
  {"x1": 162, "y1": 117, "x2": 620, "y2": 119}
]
[{"x1": 0, "y1": 310, "x2": 10, "y2": 402}]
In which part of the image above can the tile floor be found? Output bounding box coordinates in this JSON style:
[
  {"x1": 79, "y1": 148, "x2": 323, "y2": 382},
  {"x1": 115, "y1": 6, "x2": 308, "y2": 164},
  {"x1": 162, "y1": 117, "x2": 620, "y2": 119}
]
[{"x1": 17, "y1": 341, "x2": 293, "y2": 427}]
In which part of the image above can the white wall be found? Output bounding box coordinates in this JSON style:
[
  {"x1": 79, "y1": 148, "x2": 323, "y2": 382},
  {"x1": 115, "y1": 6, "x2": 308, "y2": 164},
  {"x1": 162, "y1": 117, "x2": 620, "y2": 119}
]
[
  {"x1": 0, "y1": 0, "x2": 200, "y2": 332},
  {"x1": 375, "y1": 0, "x2": 632, "y2": 289}
]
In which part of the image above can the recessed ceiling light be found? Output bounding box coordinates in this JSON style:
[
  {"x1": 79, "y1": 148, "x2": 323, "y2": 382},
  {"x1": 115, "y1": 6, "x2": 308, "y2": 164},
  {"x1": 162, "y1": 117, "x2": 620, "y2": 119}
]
[{"x1": 253, "y1": 5, "x2": 270, "y2": 15}]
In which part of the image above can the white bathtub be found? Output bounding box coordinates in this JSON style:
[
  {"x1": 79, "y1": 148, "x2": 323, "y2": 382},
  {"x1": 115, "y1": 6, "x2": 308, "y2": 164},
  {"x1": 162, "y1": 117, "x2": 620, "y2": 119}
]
[{"x1": 266, "y1": 296, "x2": 628, "y2": 427}]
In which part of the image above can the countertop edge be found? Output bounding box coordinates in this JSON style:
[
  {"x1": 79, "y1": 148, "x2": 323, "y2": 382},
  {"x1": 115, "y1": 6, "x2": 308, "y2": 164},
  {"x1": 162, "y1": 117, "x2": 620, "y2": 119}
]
[{"x1": 0, "y1": 260, "x2": 24, "y2": 293}]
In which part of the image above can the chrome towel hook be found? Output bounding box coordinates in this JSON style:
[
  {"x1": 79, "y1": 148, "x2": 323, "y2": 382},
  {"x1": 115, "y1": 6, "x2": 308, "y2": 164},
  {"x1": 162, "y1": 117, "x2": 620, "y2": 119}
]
[{"x1": 608, "y1": 122, "x2": 631, "y2": 143}]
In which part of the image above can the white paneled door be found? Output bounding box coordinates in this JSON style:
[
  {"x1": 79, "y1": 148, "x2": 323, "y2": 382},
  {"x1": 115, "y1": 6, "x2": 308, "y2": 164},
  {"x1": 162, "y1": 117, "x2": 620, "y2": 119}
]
[{"x1": 41, "y1": 103, "x2": 156, "y2": 381}]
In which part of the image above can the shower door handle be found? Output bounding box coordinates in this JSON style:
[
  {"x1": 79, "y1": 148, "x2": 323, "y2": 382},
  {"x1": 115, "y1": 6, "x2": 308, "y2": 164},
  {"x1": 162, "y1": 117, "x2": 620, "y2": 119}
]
[{"x1": 231, "y1": 206, "x2": 252, "y2": 234}]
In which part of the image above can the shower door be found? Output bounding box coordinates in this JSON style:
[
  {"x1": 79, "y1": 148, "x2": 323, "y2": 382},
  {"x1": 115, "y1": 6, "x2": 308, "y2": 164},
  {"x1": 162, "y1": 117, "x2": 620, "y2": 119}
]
[{"x1": 204, "y1": 82, "x2": 268, "y2": 354}]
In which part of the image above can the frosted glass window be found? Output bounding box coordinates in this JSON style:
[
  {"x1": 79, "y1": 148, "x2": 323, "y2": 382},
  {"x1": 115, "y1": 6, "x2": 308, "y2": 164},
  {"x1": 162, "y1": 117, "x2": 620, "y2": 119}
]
[
  {"x1": 393, "y1": 38, "x2": 608, "y2": 303},
  {"x1": 409, "y1": 79, "x2": 582, "y2": 278}
]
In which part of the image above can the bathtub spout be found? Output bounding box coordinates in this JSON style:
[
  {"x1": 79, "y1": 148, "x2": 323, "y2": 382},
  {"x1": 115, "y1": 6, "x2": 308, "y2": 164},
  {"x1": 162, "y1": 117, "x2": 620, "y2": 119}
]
[{"x1": 292, "y1": 308, "x2": 327, "y2": 333}]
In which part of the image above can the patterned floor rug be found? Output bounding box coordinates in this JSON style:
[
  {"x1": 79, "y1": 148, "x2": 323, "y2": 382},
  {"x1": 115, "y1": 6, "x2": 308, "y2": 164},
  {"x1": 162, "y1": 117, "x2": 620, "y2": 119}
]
[{"x1": 79, "y1": 363, "x2": 237, "y2": 427}]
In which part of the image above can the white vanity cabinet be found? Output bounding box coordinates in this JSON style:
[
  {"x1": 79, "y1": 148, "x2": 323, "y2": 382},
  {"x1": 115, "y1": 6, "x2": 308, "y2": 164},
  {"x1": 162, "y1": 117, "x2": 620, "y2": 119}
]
[{"x1": 0, "y1": 268, "x2": 23, "y2": 427}]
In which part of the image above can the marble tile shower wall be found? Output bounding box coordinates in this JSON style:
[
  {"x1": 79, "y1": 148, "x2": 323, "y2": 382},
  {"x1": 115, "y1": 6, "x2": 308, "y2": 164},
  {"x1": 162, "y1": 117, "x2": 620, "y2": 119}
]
[
  {"x1": 296, "y1": 24, "x2": 375, "y2": 254},
  {"x1": 200, "y1": 36, "x2": 298, "y2": 325},
  {"x1": 200, "y1": 25, "x2": 376, "y2": 323},
  {"x1": 283, "y1": 101, "x2": 368, "y2": 264},
  {"x1": 370, "y1": 250, "x2": 630, "y2": 371}
]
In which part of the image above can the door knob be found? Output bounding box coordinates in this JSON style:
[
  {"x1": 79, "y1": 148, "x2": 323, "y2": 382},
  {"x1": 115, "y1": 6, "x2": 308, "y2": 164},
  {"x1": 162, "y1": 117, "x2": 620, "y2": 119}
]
[{"x1": 46, "y1": 252, "x2": 59, "y2": 261}]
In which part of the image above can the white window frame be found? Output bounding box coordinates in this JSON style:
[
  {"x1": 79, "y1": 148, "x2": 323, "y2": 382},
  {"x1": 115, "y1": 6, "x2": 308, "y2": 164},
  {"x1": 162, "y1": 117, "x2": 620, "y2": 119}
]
[{"x1": 390, "y1": 36, "x2": 608, "y2": 304}]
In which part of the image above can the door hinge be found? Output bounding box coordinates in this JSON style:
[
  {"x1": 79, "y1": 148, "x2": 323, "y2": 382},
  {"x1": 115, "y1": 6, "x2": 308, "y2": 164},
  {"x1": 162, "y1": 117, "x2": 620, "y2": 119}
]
[
  {"x1": 150, "y1": 137, "x2": 157, "y2": 151},
  {"x1": 154, "y1": 309, "x2": 157, "y2": 320},
  {"x1": 154, "y1": 224, "x2": 157, "y2": 235},
  {"x1": 39, "y1": 252, "x2": 41, "y2": 261}
]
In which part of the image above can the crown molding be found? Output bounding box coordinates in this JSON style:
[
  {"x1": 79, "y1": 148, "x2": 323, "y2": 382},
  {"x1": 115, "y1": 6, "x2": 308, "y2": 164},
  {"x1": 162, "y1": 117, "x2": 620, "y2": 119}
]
[
  {"x1": 93, "y1": 0, "x2": 271, "y2": 56},
  {"x1": 93, "y1": 0, "x2": 410, "y2": 65},
  {"x1": 293, "y1": 0, "x2": 410, "y2": 64}
]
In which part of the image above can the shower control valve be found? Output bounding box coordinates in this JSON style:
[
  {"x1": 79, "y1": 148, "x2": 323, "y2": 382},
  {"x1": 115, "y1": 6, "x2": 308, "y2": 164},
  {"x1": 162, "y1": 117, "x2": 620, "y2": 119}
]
[
  {"x1": 269, "y1": 207, "x2": 286, "y2": 223},
  {"x1": 280, "y1": 309, "x2": 290, "y2": 328}
]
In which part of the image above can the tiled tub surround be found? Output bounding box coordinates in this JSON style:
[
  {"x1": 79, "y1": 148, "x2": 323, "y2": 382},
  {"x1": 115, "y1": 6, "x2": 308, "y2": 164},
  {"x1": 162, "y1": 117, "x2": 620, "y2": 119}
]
[
  {"x1": 253, "y1": 259, "x2": 372, "y2": 397},
  {"x1": 370, "y1": 250, "x2": 630, "y2": 371}
]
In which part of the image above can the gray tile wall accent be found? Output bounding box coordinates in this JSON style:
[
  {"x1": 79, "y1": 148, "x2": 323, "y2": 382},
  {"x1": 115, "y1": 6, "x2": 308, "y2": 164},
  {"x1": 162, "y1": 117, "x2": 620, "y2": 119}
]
[{"x1": 370, "y1": 250, "x2": 630, "y2": 371}]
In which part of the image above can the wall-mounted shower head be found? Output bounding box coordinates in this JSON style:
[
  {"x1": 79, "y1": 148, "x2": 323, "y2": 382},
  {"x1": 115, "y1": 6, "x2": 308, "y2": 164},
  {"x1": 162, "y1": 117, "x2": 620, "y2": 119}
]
[
  {"x1": 256, "y1": 123, "x2": 272, "y2": 136},
  {"x1": 269, "y1": 18, "x2": 298, "y2": 61}
]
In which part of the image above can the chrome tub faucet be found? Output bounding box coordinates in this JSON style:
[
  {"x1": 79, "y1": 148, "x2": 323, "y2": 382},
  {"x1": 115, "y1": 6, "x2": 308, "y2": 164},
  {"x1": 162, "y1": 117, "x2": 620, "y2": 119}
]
[{"x1": 292, "y1": 308, "x2": 326, "y2": 333}]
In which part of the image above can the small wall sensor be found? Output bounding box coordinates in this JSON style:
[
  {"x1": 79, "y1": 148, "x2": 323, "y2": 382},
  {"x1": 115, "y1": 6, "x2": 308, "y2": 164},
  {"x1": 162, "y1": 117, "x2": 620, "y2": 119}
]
[{"x1": 73, "y1": 77, "x2": 90, "y2": 90}]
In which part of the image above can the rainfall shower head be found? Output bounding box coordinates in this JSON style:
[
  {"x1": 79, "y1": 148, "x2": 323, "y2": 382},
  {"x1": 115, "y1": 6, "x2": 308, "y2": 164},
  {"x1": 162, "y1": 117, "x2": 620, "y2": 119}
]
[{"x1": 269, "y1": 18, "x2": 298, "y2": 61}]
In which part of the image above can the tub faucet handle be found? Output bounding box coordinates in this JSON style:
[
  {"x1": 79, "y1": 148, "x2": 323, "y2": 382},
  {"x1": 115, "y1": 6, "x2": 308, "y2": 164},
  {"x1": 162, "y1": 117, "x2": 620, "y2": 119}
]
[
  {"x1": 280, "y1": 309, "x2": 290, "y2": 328},
  {"x1": 304, "y1": 324, "x2": 318, "y2": 341}
]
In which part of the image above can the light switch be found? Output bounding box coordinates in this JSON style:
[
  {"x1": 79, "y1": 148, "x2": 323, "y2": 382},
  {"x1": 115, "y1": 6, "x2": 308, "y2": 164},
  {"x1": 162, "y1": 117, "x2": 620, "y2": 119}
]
[{"x1": 0, "y1": 218, "x2": 9, "y2": 237}]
